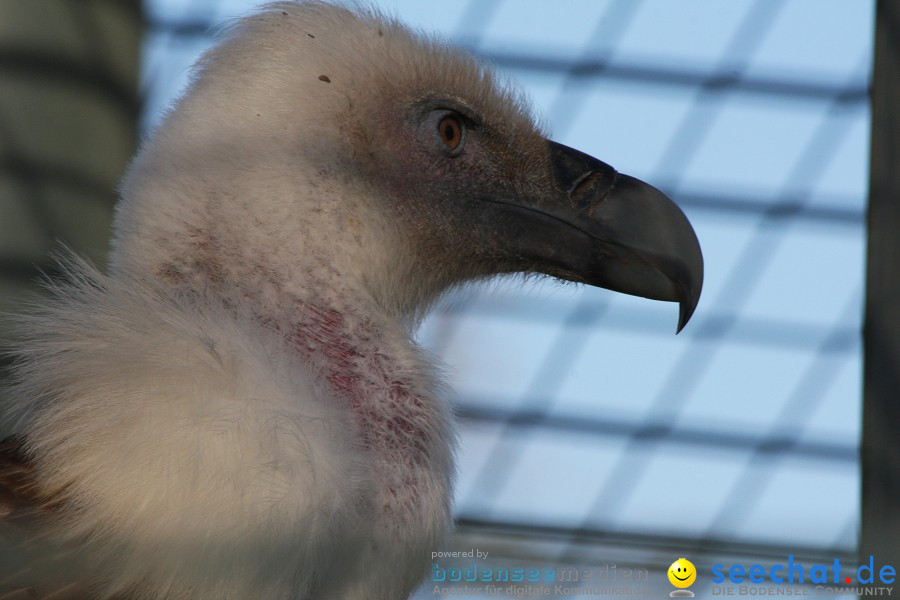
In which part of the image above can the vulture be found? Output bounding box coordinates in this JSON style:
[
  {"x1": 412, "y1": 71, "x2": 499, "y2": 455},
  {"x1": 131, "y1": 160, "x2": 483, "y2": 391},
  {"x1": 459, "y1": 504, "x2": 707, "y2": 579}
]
[{"x1": 0, "y1": 2, "x2": 702, "y2": 599}]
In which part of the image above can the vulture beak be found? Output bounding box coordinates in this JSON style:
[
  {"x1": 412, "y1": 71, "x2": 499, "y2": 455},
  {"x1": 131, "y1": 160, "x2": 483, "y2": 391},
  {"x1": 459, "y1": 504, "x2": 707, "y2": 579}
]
[
  {"x1": 547, "y1": 141, "x2": 703, "y2": 332},
  {"x1": 489, "y1": 141, "x2": 704, "y2": 332}
]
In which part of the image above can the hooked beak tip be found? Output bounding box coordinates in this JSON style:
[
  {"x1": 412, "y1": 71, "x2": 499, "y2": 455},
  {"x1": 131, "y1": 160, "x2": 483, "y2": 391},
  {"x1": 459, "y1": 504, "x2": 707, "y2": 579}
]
[{"x1": 677, "y1": 295, "x2": 698, "y2": 334}]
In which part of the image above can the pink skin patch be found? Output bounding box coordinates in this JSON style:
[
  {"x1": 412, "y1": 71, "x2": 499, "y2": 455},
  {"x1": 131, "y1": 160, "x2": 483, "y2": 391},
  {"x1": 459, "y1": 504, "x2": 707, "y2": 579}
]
[
  {"x1": 285, "y1": 305, "x2": 429, "y2": 460},
  {"x1": 284, "y1": 305, "x2": 434, "y2": 516}
]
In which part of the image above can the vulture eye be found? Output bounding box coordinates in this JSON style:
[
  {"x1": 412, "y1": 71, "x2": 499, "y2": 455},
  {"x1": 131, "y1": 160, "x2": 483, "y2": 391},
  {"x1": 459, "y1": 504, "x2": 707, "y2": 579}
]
[{"x1": 437, "y1": 114, "x2": 464, "y2": 153}]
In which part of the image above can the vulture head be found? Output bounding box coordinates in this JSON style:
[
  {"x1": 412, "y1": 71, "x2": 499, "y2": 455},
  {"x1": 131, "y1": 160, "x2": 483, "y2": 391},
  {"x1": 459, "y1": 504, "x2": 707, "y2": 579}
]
[
  {"x1": 0, "y1": 2, "x2": 702, "y2": 599},
  {"x1": 114, "y1": 1, "x2": 701, "y2": 329}
]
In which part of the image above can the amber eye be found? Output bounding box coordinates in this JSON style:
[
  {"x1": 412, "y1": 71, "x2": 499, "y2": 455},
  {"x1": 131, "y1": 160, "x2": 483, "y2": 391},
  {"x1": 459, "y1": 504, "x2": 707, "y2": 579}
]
[{"x1": 437, "y1": 115, "x2": 463, "y2": 151}]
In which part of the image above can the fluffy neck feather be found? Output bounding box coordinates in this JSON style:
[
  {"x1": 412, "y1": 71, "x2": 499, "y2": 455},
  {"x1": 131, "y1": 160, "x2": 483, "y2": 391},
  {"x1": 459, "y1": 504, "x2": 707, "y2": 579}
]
[{"x1": 6, "y1": 252, "x2": 453, "y2": 599}]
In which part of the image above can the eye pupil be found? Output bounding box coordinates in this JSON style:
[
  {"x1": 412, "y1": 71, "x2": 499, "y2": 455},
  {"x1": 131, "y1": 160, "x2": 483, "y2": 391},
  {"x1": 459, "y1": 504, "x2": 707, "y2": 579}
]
[{"x1": 438, "y1": 115, "x2": 462, "y2": 150}]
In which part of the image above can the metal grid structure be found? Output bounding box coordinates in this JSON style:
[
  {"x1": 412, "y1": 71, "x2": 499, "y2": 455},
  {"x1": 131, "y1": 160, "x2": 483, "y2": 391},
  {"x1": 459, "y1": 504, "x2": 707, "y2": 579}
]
[
  {"x1": 144, "y1": 0, "x2": 872, "y2": 576},
  {"x1": 0, "y1": 1, "x2": 141, "y2": 426}
]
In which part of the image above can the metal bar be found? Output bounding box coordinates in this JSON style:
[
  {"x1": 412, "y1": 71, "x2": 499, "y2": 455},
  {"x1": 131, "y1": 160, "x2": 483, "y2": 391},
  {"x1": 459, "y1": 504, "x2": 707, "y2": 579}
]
[
  {"x1": 862, "y1": 0, "x2": 900, "y2": 572},
  {"x1": 454, "y1": 517, "x2": 857, "y2": 564},
  {"x1": 441, "y1": 294, "x2": 860, "y2": 353},
  {"x1": 454, "y1": 404, "x2": 857, "y2": 463},
  {"x1": 675, "y1": 190, "x2": 865, "y2": 226}
]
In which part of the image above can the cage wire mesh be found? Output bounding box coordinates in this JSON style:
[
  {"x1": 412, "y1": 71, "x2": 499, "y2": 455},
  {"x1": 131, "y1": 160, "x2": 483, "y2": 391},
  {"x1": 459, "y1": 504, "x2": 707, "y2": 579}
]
[{"x1": 33, "y1": 0, "x2": 870, "y2": 593}]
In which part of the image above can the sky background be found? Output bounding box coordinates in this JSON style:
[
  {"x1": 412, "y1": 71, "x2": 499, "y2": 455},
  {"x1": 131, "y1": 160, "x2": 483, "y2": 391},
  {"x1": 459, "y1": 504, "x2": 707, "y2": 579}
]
[{"x1": 144, "y1": 0, "x2": 873, "y2": 556}]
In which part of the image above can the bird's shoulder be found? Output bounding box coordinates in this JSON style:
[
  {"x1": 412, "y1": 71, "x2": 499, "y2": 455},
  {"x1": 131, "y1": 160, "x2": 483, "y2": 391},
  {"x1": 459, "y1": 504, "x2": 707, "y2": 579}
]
[{"x1": 0, "y1": 262, "x2": 365, "y2": 597}]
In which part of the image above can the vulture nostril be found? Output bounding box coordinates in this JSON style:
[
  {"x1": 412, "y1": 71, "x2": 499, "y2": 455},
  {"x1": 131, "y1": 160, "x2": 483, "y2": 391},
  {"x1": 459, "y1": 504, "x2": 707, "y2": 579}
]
[{"x1": 568, "y1": 169, "x2": 617, "y2": 211}]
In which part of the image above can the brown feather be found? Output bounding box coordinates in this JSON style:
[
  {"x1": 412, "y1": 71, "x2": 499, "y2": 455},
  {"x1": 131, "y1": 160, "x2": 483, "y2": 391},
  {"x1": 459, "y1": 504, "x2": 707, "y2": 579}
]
[
  {"x1": 0, "y1": 438, "x2": 106, "y2": 600},
  {"x1": 0, "y1": 437, "x2": 45, "y2": 523}
]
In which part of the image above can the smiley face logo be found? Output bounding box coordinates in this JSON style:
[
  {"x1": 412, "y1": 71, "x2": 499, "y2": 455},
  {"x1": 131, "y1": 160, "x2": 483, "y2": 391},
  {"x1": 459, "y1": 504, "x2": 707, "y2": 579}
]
[{"x1": 668, "y1": 558, "x2": 697, "y2": 588}]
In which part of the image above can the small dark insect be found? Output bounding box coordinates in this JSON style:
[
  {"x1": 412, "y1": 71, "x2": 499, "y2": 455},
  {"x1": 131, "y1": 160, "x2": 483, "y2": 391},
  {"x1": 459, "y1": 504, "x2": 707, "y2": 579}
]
[
  {"x1": 307, "y1": 32, "x2": 315, "y2": 38},
  {"x1": 318, "y1": 75, "x2": 331, "y2": 83}
]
